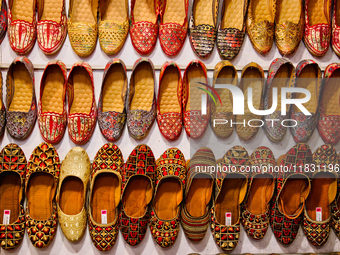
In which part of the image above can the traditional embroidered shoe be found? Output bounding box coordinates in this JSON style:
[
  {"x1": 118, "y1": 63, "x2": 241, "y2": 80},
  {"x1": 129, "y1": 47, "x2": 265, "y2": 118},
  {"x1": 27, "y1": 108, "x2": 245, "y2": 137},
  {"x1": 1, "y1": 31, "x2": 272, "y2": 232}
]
[
  {"x1": 37, "y1": 0, "x2": 67, "y2": 54},
  {"x1": 67, "y1": 0, "x2": 98, "y2": 57},
  {"x1": 302, "y1": 144, "x2": 337, "y2": 247},
  {"x1": 183, "y1": 60, "x2": 209, "y2": 139},
  {"x1": 38, "y1": 60, "x2": 67, "y2": 144},
  {"x1": 290, "y1": 60, "x2": 321, "y2": 143},
  {"x1": 211, "y1": 146, "x2": 249, "y2": 252},
  {"x1": 263, "y1": 58, "x2": 295, "y2": 142},
  {"x1": 188, "y1": 0, "x2": 219, "y2": 58},
  {"x1": 241, "y1": 146, "x2": 275, "y2": 240},
  {"x1": 130, "y1": 0, "x2": 159, "y2": 54},
  {"x1": 57, "y1": 147, "x2": 90, "y2": 242},
  {"x1": 217, "y1": 0, "x2": 248, "y2": 60},
  {"x1": 0, "y1": 73, "x2": 6, "y2": 137},
  {"x1": 0, "y1": 144, "x2": 26, "y2": 250},
  {"x1": 236, "y1": 62, "x2": 264, "y2": 141},
  {"x1": 247, "y1": 0, "x2": 276, "y2": 54},
  {"x1": 275, "y1": 0, "x2": 304, "y2": 55},
  {"x1": 8, "y1": 0, "x2": 36, "y2": 54},
  {"x1": 150, "y1": 148, "x2": 186, "y2": 248},
  {"x1": 88, "y1": 143, "x2": 123, "y2": 251},
  {"x1": 211, "y1": 61, "x2": 237, "y2": 139},
  {"x1": 270, "y1": 143, "x2": 312, "y2": 245},
  {"x1": 98, "y1": 0, "x2": 129, "y2": 55},
  {"x1": 98, "y1": 59, "x2": 127, "y2": 142},
  {"x1": 159, "y1": 0, "x2": 188, "y2": 56},
  {"x1": 331, "y1": 153, "x2": 340, "y2": 240},
  {"x1": 26, "y1": 143, "x2": 60, "y2": 248},
  {"x1": 127, "y1": 58, "x2": 156, "y2": 140},
  {"x1": 0, "y1": 0, "x2": 8, "y2": 44},
  {"x1": 332, "y1": 0, "x2": 340, "y2": 56},
  {"x1": 6, "y1": 57, "x2": 37, "y2": 140},
  {"x1": 67, "y1": 61, "x2": 97, "y2": 145},
  {"x1": 303, "y1": 0, "x2": 331, "y2": 57},
  {"x1": 181, "y1": 147, "x2": 214, "y2": 242},
  {"x1": 120, "y1": 144, "x2": 155, "y2": 246},
  {"x1": 318, "y1": 63, "x2": 340, "y2": 145},
  {"x1": 157, "y1": 61, "x2": 183, "y2": 141}
]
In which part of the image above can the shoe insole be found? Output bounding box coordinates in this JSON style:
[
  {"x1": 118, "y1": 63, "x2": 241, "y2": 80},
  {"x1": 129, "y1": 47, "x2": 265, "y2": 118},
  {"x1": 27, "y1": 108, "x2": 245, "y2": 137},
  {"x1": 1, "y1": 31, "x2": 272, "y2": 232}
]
[
  {"x1": 11, "y1": 0, "x2": 34, "y2": 22},
  {"x1": 154, "y1": 178, "x2": 182, "y2": 220},
  {"x1": 159, "y1": 65, "x2": 181, "y2": 114},
  {"x1": 9, "y1": 63, "x2": 33, "y2": 112},
  {"x1": 322, "y1": 69, "x2": 340, "y2": 116},
  {"x1": 246, "y1": 174, "x2": 274, "y2": 215},
  {"x1": 276, "y1": 0, "x2": 301, "y2": 24},
  {"x1": 130, "y1": 62, "x2": 154, "y2": 112},
  {"x1": 215, "y1": 177, "x2": 246, "y2": 225},
  {"x1": 40, "y1": 0, "x2": 63, "y2": 22},
  {"x1": 193, "y1": 0, "x2": 214, "y2": 26},
  {"x1": 41, "y1": 65, "x2": 64, "y2": 114},
  {"x1": 294, "y1": 65, "x2": 317, "y2": 114},
  {"x1": 308, "y1": 0, "x2": 327, "y2": 26},
  {"x1": 102, "y1": 0, "x2": 127, "y2": 23},
  {"x1": 163, "y1": 0, "x2": 186, "y2": 24},
  {"x1": 0, "y1": 172, "x2": 20, "y2": 224},
  {"x1": 221, "y1": 0, "x2": 243, "y2": 30},
  {"x1": 185, "y1": 174, "x2": 213, "y2": 217},
  {"x1": 240, "y1": 68, "x2": 263, "y2": 114},
  {"x1": 69, "y1": 67, "x2": 93, "y2": 115},
  {"x1": 133, "y1": 0, "x2": 157, "y2": 23},
  {"x1": 186, "y1": 65, "x2": 206, "y2": 112},
  {"x1": 123, "y1": 176, "x2": 151, "y2": 217},
  {"x1": 252, "y1": 0, "x2": 272, "y2": 22},
  {"x1": 91, "y1": 173, "x2": 119, "y2": 223},
  {"x1": 27, "y1": 172, "x2": 55, "y2": 221},
  {"x1": 306, "y1": 173, "x2": 335, "y2": 221},
  {"x1": 59, "y1": 176, "x2": 84, "y2": 215},
  {"x1": 71, "y1": 0, "x2": 96, "y2": 24},
  {"x1": 102, "y1": 64, "x2": 125, "y2": 113}
]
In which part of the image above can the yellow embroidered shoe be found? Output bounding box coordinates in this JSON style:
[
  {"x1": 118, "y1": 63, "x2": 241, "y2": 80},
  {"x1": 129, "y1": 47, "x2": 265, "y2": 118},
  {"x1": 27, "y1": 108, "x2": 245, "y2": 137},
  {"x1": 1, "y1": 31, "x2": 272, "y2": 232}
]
[
  {"x1": 57, "y1": 147, "x2": 91, "y2": 242},
  {"x1": 247, "y1": 0, "x2": 276, "y2": 54},
  {"x1": 98, "y1": 0, "x2": 129, "y2": 55},
  {"x1": 67, "y1": 0, "x2": 98, "y2": 57}
]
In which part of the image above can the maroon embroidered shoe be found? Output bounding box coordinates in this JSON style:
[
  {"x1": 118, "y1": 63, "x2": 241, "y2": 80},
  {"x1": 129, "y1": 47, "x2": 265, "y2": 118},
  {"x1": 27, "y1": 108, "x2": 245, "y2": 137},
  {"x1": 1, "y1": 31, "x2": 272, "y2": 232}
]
[
  {"x1": 0, "y1": 72, "x2": 6, "y2": 137},
  {"x1": 0, "y1": 0, "x2": 8, "y2": 44},
  {"x1": 38, "y1": 60, "x2": 67, "y2": 144},
  {"x1": 120, "y1": 144, "x2": 155, "y2": 246},
  {"x1": 331, "y1": 153, "x2": 340, "y2": 240},
  {"x1": 67, "y1": 61, "x2": 97, "y2": 145},
  {"x1": 98, "y1": 59, "x2": 127, "y2": 142}
]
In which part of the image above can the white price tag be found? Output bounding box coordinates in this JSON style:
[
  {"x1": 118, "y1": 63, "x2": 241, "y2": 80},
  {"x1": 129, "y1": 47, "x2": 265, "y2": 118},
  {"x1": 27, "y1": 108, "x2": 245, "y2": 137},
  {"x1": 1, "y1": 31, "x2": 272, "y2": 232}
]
[
  {"x1": 225, "y1": 212, "x2": 231, "y2": 226},
  {"x1": 316, "y1": 207, "x2": 322, "y2": 221},
  {"x1": 3, "y1": 210, "x2": 10, "y2": 224},
  {"x1": 101, "y1": 210, "x2": 107, "y2": 224}
]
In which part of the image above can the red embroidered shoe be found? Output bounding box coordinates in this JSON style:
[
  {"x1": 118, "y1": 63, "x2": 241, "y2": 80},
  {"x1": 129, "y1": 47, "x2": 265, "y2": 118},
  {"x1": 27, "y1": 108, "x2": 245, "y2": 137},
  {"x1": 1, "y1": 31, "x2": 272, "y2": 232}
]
[
  {"x1": 159, "y1": 0, "x2": 188, "y2": 56},
  {"x1": 8, "y1": 0, "x2": 36, "y2": 54},
  {"x1": 120, "y1": 144, "x2": 155, "y2": 246},
  {"x1": 157, "y1": 61, "x2": 183, "y2": 141},
  {"x1": 183, "y1": 60, "x2": 210, "y2": 139},
  {"x1": 130, "y1": 0, "x2": 159, "y2": 54},
  {"x1": 303, "y1": 0, "x2": 331, "y2": 57},
  {"x1": 67, "y1": 62, "x2": 97, "y2": 145},
  {"x1": 332, "y1": 0, "x2": 340, "y2": 56},
  {"x1": 0, "y1": 0, "x2": 8, "y2": 44},
  {"x1": 36, "y1": 0, "x2": 67, "y2": 54},
  {"x1": 38, "y1": 60, "x2": 67, "y2": 144}
]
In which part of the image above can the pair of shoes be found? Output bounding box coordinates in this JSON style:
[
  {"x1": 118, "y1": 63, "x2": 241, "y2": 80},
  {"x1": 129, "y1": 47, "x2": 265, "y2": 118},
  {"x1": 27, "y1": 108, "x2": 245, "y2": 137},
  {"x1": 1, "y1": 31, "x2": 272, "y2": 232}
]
[
  {"x1": 8, "y1": 0, "x2": 67, "y2": 54},
  {"x1": 130, "y1": 0, "x2": 188, "y2": 56},
  {"x1": 68, "y1": 0, "x2": 129, "y2": 56}
]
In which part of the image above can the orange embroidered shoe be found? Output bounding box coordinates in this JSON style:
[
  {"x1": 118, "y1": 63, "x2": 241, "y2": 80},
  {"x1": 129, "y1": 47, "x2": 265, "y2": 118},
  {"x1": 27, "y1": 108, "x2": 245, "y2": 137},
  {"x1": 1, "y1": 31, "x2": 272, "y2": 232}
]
[
  {"x1": 304, "y1": 0, "x2": 331, "y2": 57},
  {"x1": 157, "y1": 61, "x2": 183, "y2": 141},
  {"x1": 38, "y1": 60, "x2": 67, "y2": 144},
  {"x1": 8, "y1": 0, "x2": 36, "y2": 54},
  {"x1": 37, "y1": 0, "x2": 67, "y2": 54},
  {"x1": 67, "y1": 62, "x2": 97, "y2": 145},
  {"x1": 332, "y1": 0, "x2": 340, "y2": 56},
  {"x1": 130, "y1": 0, "x2": 159, "y2": 54}
]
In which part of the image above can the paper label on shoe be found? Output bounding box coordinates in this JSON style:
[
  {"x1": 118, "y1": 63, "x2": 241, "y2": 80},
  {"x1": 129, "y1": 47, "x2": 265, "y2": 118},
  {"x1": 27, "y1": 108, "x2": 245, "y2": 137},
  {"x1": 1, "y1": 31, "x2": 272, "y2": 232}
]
[
  {"x1": 3, "y1": 210, "x2": 10, "y2": 225},
  {"x1": 225, "y1": 212, "x2": 231, "y2": 225},
  {"x1": 316, "y1": 207, "x2": 322, "y2": 221},
  {"x1": 101, "y1": 210, "x2": 107, "y2": 224}
]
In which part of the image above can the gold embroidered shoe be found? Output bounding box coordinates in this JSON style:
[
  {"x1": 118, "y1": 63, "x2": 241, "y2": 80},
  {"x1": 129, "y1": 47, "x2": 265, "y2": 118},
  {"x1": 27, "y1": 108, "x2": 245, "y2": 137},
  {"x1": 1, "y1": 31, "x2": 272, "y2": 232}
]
[
  {"x1": 67, "y1": 0, "x2": 98, "y2": 57},
  {"x1": 57, "y1": 147, "x2": 91, "y2": 242},
  {"x1": 247, "y1": 0, "x2": 276, "y2": 54},
  {"x1": 98, "y1": 0, "x2": 129, "y2": 55}
]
